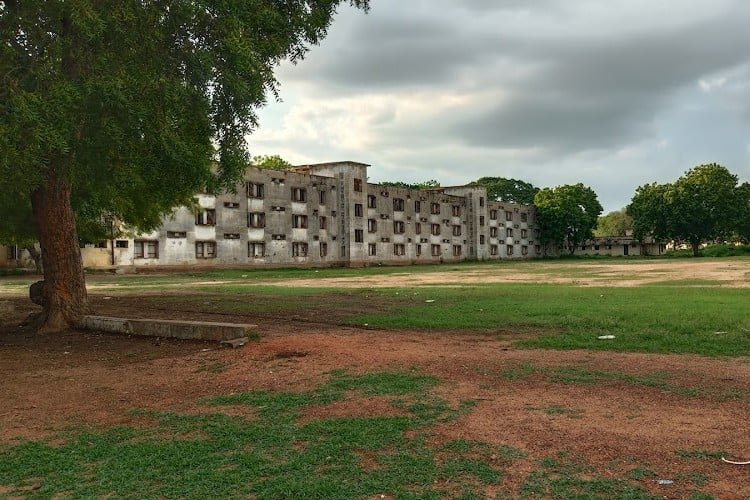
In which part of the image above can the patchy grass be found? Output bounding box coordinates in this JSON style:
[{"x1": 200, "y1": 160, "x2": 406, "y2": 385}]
[
  {"x1": 348, "y1": 284, "x2": 750, "y2": 356},
  {"x1": 0, "y1": 371, "x2": 503, "y2": 499},
  {"x1": 499, "y1": 364, "x2": 747, "y2": 400},
  {"x1": 0, "y1": 370, "x2": 688, "y2": 499}
]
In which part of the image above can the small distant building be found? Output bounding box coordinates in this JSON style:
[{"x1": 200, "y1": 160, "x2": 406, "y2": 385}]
[{"x1": 573, "y1": 234, "x2": 666, "y2": 257}]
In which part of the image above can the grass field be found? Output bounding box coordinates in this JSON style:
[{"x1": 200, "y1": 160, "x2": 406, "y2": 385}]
[{"x1": 1, "y1": 257, "x2": 749, "y2": 498}]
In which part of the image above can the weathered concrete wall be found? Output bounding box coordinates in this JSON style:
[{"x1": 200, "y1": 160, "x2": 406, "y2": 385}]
[
  {"x1": 0, "y1": 161, "x2": 545, "y2": 271},
  {"x1": 80, "y1": 315, "x2": 257, "y2": 342}
]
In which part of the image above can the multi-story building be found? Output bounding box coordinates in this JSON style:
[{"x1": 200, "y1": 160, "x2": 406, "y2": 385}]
[{"x1": 1, "y1": 161, "x2": 540, "y2": 269}]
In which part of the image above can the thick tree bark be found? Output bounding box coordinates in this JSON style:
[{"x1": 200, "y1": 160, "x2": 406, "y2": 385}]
[
  {"x1": 30, "y1": 171, "x2": 88, "y2": 333},
  {"x1": 691, "y1": 240, "x2": 700, "y2": 257}
]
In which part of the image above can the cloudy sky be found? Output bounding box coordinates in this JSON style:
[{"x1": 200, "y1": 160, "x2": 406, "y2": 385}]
[{"x1": 249, "y1": 0, "x2": 750, "y2": 212}]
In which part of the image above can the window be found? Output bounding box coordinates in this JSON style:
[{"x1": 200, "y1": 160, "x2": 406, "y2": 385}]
[
  {"x1": 368, "y1": 243, "x2": 377, "y2": 256},
  {"x1": 490, "y1": 227, "x2": 498, "y2": 238},
  {"x1": 246, "y1": 182, "x2": 264, "y2": 198},
  {"x1": 247, "y1": 212, "x2": 266, "y2": 228},
  {"x1": 167, "y1": 231, "x2": 186, "y2": 238},
  {"x1": 452, "y1": 245, "x2": 462, "y2": 256},
  {"x1": 521, "y1": 212, "x2": 528, "y2": 222},
  {"x1": 354, "y1": 203, "x2": 363, "y2": 217},
  {"x1": 393, "y1": 243, "x2": 406, "y2": 256},
  {"x1": 415, "y1": 222, "x2": 422, "y2": 234},
  {"x1": 452, "y1": 205, "x2": 461, "y2": 217},
  {"x1": 319, "y1": 190, "x2": 326, "y2": 204},
  {"x1": 195, "y1": 209, "x2": 216, "y2": 226},
  {"x1": 368, "y1": 219, "x2": 377, "y2": 233},
  {"x1": 480, "y1": 197, "x2": 485, "y2": 207},
  {"x1": 291, "y1": 187, "x2": 306, "y2": 202},
  {"x1": 7, "y1": 245, "x2": 18, "y2": 260},
  {"x1": 94, "y1": 241, "x2": 108, "y2": 249},
  {"x1": 490, "y1": 209, "x2": 497, "y2": 220},
  {"x1": 224, "y1": 233, "x2": 240, "y2": 240},
  {"x1": 431, "y1": 224, "x2": 441, "y2": 236},
  {"x1": 522, "y1": 245, "x2": 529, "y2": 255},
  {"x1": 355, "y1": 229, "x2": 364, "y2": 243},
  {"x1": 195, "y1": 241, "x2": 216, "y2": 259},
  {"x1": 354, "y1": 178, "x2": 363, "y2": 192},
  {"x1": 505, "y1": 211, "x2": 513, "y2": 221},
  {"x1": 430, "y1": 203, "x2": 441, "y2": 214},
  {"x1": 506, "y1": 228, "x2": 513, "y2": 238},
  {"x1": 414, "y1": 200, "x2": 421, "y2": 212},
  {"x1": 393, "y1": 198, "x2": 405, "y2": 211},
  {"x1": 479, "y1": 216, "x2": 485, "y2": 226},
  {"x1": 393, "y1": 221, "x2": 405, "y2": 234},
  {"x1": 224, "y1": 201, "x2": 240, "y2": 208},
  {"x1": 320, "y1": 216, "x2": 327, "y2": 230},
  {"x1": 367, "y1": 195, "x2": 377, "y2": 209},
  {"x1": 134, "y1": 240, "x2": 158, "y2": 259},
  {"x1": 535, "y1": 245, "x2": 541, "y2": 254},
  {"x1": 115, "y1": 240, "x2": 128, "y2": 248},
  {"x1": 431, "y1": 244, "x2": 441, "y2": 256},
  {"x1": 490, "y1": 245, "x2": 498, "y2": 256},
  {"x1": 480, "y1": 235, "x2": 485, "y2": 244},
  {"x1": 292, "y1": 242, "x2": 308, "y2": 257},
  {"x1": 292, "y1": 214, "x2": 308, "y2": 229},
  {"x1": 416, "y1": 244, "x2": 422, "y2": 256},
  {"x1": 594, "y1": 244, "x2": 600, "y2": 251},
  {"x1": 521, "y1": 229, "x2": 528, "y2": 239},
  {"x1": 452, "y1": 225, "x2": 461, "y2": 236},
  {"x1": 320, "y1": 242, "x2": 328, "y2": 257},
  {"x1": 507, "y1": 245, "x2": 514, "y2": 256}
]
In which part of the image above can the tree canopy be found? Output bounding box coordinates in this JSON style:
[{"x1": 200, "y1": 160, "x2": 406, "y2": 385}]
[
  {"x1": 379, "y1": 180, "x2": 441, "y2": 189},
  {"x1": 628, "y1": 163, "x2": 746, "y2": 255},
  {"x1": 0, "y1": 0, "x2": 369, "y2": 332},
  {"x1": 252, "y1": 154, "x2": 294, "y2": 171},
  {"x1": 593, "y1": 209, "x2": 632, "y2": 237},
  {"x1": 470, "y1": 177, "x2": 539, "y2": 204},
  {"x1": 534, "y1": 183, "x2": 603, "y2": 255}
]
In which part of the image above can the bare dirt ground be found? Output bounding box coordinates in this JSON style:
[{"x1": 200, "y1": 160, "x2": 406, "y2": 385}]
[{"x1": 1, "y1": 259, "x2": 749, "y2": 499}]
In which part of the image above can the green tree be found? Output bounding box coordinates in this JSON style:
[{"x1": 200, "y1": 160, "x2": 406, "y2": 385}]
[
  {"x1": 0, "y1": 0, "x2": 368, "y2": 332},
  {"x1": 379, "y1": 180, "x2": 441, "y2": 189},
  {"x1": 627, "y1": 182, "x2": 672, "y2": 258},
  {"x1": 534, "y1": 183, "x2": 603, "y2": 255},
  {"x1": 735, "y1": 182, "x2": 750, "y2": 243},
  {"x1": 252, "y1": 154, "x2": 294, "y2": 171},
  {"x1": 628, "y1": 164, "x2": 745, "y2": 256},
  {"x1": 667, "y1": 163, "x2": 742, "y2": 256},
  {"x1": 471, "y1": 177, "x2": 539, "y2": 204},
  {"x1": 593, "y1": 209, "x2": 633, "y2": 237}
]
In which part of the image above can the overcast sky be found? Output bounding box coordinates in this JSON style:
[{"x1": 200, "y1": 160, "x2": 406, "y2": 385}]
[{"x1": 249, "y1": 0, "x2": 750, "y2": 212}]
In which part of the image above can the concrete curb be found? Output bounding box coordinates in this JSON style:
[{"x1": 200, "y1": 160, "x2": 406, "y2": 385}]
[{"x1": 80, "y1": 315, "x2": 257, "y2": 344}]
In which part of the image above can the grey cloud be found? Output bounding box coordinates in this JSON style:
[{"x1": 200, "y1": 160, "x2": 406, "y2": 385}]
[{"x1": 448, "y1": 7, "x2": 750, "y2": 155}]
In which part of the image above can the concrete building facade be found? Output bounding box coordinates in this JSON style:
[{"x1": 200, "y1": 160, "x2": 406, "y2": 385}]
[{"x1": 2, "y1": 161, "x2": 541, "y2": 269}]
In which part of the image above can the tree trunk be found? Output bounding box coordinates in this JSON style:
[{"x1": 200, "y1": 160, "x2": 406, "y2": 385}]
[
  {"x1": 24, "y1": 244, "x2": 43, "y2": 273},
  {"x1": 691, "y1": 241, "x2": 700, "y2": 257},
  {"x1": 30, "y1": 171, "x2": 88, "y2": 333}
]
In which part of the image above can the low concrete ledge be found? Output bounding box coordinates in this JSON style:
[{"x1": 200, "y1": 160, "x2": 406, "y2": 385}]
[{"x1": 80, "y1": 315, "x2": 257, "y2": 342}]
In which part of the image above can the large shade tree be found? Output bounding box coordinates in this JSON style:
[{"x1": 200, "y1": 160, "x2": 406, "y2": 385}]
[
  {"x1": 534, "y1": 183, "x2": 603, "y2": 255},
  {"x1": 0, "y1": 0, "x2": 369, "y2": 332},
  {"x1": 628, "y1": 164, "x2": 744, "y2": 256}
]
